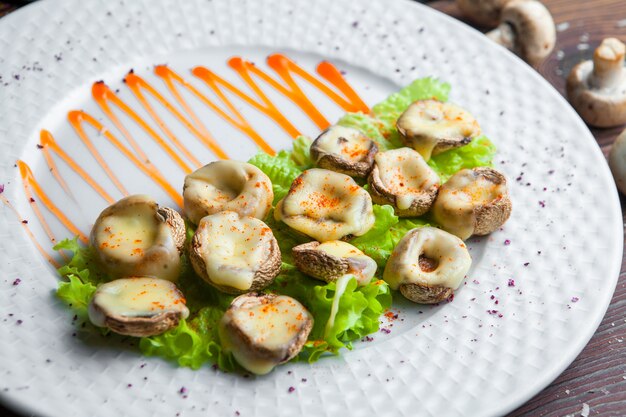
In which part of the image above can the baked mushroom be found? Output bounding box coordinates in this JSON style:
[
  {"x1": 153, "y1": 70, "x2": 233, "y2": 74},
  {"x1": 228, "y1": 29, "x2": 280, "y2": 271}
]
[
  {"x1": 183, "y1": 160, "x2": 273, "y2": 225},
  {"x1": 88, "y1": 277, "x2": 189, "y2": 337},
  {"x1": 456, "y1": 0, "x2": 514, "y2": 27},
  {"x1": 431, "y1": 167, "x2": 512, "y2": 240},
  {"x1": 396, "y1": 99, "x2": 481, "y2": 161},
  {"x1": 274, "y1": 168, "x2": 375, "y2": 241},
  {"x1": 609, "y1": 128, "x2": 626, "y2": 194},
  {"x1": 310, "y1": 125, "x2": 378, "y2": 178},
  {"x1": 486, "y1": 0, "x2": 556, "y2": 66},
  {"x1": 567, "y1": 38, "x2": 626, "y2": 128},
  {"x1": 91, "y1": 195, "x2": 185, "y2": 282},
  {"x1": 368, "y1": 147, "x2": 441, "y2": 217},
  {"x1": 190, "y1": 211, "x2": 281, "y2": 295},
  {"x1": 383, "y1": 227, "x2": 472, "y2": 304},
  {"x1": 292, "y1": 240, "x2": 378, "y2": 285},
  {"x1": 219, "y1": 293, "x2": 313, "y2": 375}
]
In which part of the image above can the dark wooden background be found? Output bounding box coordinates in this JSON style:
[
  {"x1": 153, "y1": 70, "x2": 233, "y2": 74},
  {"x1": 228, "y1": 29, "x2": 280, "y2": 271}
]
[{"x1": 0, "y1": 0, "x2": 625, "y2": 416}]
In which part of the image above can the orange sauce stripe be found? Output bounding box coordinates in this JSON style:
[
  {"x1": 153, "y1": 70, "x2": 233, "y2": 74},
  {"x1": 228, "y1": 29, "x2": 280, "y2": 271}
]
[
  {"x1": 17, "y1": 161, "x2": 88, "y2": 244},
  {"x1": 68, "y1": 111, "x2": 184, "y2": 208},
  {"x1": 39, "y1": 130, "x2": 116, "y2": 205},
  {"x1": 0, "y1": 194, "x2": 61, "y2": 268},
  {"x1": 92, "y1": 81, "x2": 194, "y2": 174}
]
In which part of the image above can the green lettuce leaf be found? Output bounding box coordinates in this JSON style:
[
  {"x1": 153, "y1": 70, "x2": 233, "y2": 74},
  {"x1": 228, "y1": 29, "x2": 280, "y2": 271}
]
[
  {"x1": 270, "y1": 265, "x2": 391, "y2": 361},
  {"x1": 428, "y1": 135, "x2": 496, "y2": 181},
  {"x1": 351, "y1": 205, "x2": 428, "y2": 267}
]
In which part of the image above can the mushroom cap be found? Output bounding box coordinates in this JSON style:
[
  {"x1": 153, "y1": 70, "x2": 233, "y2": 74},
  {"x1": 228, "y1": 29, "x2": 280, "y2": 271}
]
[
  {"x1": 310, "y1": 125, "x2": 378, "y2": 178},
  {"x1": 274, "y1": 168, "x2": 375, "y2": 241},
  {"x1": 566, "y1": 38, "x2": 626, "y2": 128},
  {"x1": 183, "y1": 160, "x2": 273, "y2": 225},
  {"x1": 88, "y1": 277, "x2": 189, "y2": 337},
  {"x1": 90, "y1": 195, "x2": 185, "y2": 282},
  {"x1": 367, "y1": 147, "x2": 441, "y2": 217},
  {"x1": 456, "y1": 0, "x2": 514, "y2": 27},
  {"x1": 190, "y1": 212, "x2": 281, "y2": 295},
  {"x1": 383, "y1": 227, "x2": 472, "y2": 304},
  {"x1": 292, "y1": 240, "x2": 377, "y2": 285},
  {"x1": 487, "y1": 0, "x2": 556, "y2": 66},
  {"x1": 396, "y1": 99, "x2": 481, "y2": 160},
  {"x1": 431, "y1": 167, "x2": 512, "y2": 240},
  {"x1": 609, "y1": 128, "x2": 626, "y2": 194},
  {"x1": 219, "y1": 293, "x2": 313, "y2": 375}
]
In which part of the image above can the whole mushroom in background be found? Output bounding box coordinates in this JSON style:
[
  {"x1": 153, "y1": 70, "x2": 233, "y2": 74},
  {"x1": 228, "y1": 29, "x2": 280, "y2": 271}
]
[
  {"x1": 609, "y1": 128, "x2": 626, "y2": 195},
  {"x1": 456, "y1": 0, "x2": 514, "y2": 27},
  {"x1": 486, "y1": 0, "x2": 556, "y2": 66},
  {"x1": 567, "y1": 38, "x2": 626, "y2": 128}
]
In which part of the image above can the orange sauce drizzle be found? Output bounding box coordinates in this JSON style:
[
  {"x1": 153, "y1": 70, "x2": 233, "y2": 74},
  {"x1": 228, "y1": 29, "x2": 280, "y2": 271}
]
[
  {"x1": 92, "y1": 80, "x2": 194, "y2": 173},
  {"x1": 39, "y1": 130, "x2": 116, "y2": 205},
  {"x1": 17, "y1": 161, "x2": 88, "y2": 244},
  {"x1": 67, "y1": 111, "x2": 183, "y2": 207},
  {"x1": 0, "y1": 194, "x2": 61, "y2": 268},
  {"x1": 10, "y1": 53, "x2": 367, "y2": 262}
]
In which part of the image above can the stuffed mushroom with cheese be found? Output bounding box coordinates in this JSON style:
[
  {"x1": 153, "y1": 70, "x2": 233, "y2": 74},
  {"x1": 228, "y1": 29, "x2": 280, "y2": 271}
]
[
  {"x1": 190, "y1": 211, "x2": 281, "y2": 294},
  {"x1": 88, "y1": 277, "x2": 189, "y2": 337},
  {"x1": 292, "y1": 240, "x2": 377, "y2": 285},
  {"x1": 431, "y1": 167, "x2": 512, "y2": 240},
  {"x1": 219, "y1": 293, "x2": 313, "y2": 375},
  {"x1": 383, "y1": 227, "x2": 472, "y2": 304},
  {"x1": 396, "y1": 99, "x2": 481, "y2": 160},
  {"x1": 274, "y1": 168, "x2": 375, "y2": 241},
  {"x1": 183, "y1": 160, "x2": 273, "y2": 225},
  {"x1": 368, "y1": 147, "x2": 440, "y2": 217},
  {"x1": 90, "y1": 195, "x2": 185, "y2": 282},
  {"x1": 310, "y1": 125, "x2": 378, "y2": 178}
]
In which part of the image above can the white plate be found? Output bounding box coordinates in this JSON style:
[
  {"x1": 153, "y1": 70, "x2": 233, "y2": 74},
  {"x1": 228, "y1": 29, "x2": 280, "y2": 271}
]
[{"x1": 0, "y1": 0, "x2": 622, "y2": 416}]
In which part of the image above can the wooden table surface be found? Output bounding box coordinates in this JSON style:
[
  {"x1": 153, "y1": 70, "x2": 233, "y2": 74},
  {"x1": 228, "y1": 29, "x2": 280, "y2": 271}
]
[{"x1": 0, "y1": 1, "x2": 625, "y2": 416}]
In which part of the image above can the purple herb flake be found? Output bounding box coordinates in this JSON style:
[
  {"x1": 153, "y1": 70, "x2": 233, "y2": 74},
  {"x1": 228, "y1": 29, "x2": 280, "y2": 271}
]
[
  {"x1": 288, "y1": 387, "x2": 295, "y2": 393},
  {"x1": 508, "y1": 279, "x2": 515, "y2": 287},
  {"x1": 504, "y1": 239, "x2": 511, "y2": 246},
  {"x1": 12, "y1": 278, "x2": 21, "y2": 286},
  {"x1": 571, "y1": 297, "x2": 579, "y2": 303}
]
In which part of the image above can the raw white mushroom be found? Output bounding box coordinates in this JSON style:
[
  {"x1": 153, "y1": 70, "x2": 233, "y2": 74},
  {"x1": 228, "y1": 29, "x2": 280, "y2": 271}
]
[
  {"x1": 310, "y1": 125, "x2": 378, "y2": 178},
  {"x1": 274, "y1": 168, "x2": 375, "y2": 241},
  {"x1": 431, "y1": 167, "x2": 512, "y2": 240},
  {"x1": 486, "y1": 0, "x2": 556, "y2": 66},
  {"x1": 396, "y1": 99, "x2": 481, "y2": 161},
  {"x1": 219, "y1": 293, "x2": 313, "y2": 375},
  {"x1": 90, "y1": 195, "x2": 185, "y2": 282},
  {"x1": 567, "y1": 38, "x2": 626, "y2": 127},
  {"x1": 183, "y1": 160, "x2": 273, "y2": 225},
  {"x1": 456, "y1": 0, "x2": 514, "y2": 27},
  {"x1": 383, "y1": 227, "x2": 472, "y2": 304},
  {"x1": 190, "y1": 211, "x2": 281, "y2": 294},
  {"x1": 368, "y1": 147, "x2": 441, "y2": 217},
  {"x1": 292, "y1": 240, "x2": 378, "y2": 285},
  {"x1": 88, "y1": 277, "x2": 189, "y2": 337},
  {"x1": 609, "y1": 128, "x2": 626, "y2": 194}
]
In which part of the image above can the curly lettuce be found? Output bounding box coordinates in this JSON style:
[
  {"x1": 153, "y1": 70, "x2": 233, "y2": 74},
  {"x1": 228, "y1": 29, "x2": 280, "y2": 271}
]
[{"x1": 54, "y1": 76, "x2": 497, "y2": 373}]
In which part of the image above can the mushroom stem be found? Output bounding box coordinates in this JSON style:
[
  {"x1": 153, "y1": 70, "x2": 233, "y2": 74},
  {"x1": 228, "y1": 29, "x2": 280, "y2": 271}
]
[
  {"x1": 591, "y1": 38, "x2": 626, "y2": 90},
  {"x1": 486, "y1": 22, "x2": 516, "y2": 50}
]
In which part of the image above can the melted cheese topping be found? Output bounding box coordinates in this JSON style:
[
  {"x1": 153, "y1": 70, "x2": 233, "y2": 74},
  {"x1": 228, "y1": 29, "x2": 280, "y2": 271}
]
[
  {"x1": 88, "y1": 277, "x2": 189, "y2": 327},
  {"x1": 91, "y1": 195, "x2": 181, "y2": 281},
  {"x1": 317, "y1": 241, "x2": 377, "y2": 285},
  {"x1": 374, "y1": 148, "x2": 440, "y2": 210},
  {"x1": 95, "y1": 202, "x2": 159, "y2": 257},
  {"x1": 183, "y1": 161, "x2": 272, "y2": 224},
  {"x1": 195, "y1": 212, "x2": 273, "y2": 291},
  {"x1": 314, "y1": 125, "x2": 372, "y2": 163},
  {"x1": 324, "y1": 274, "x2": 352, "y2": 337},
  {"x1": 397, "y1": 100, "x2": 480, "y2": 160},
  {"x1": 220, "y1": 295, "x2": 312, "y2": 375},
  {"x1": 432, "y1": 169, "x2": 507, "y2": 240},
  {"x1": 383, "y1": 227, "x2": 472, "y2": 290},
  {"x1": 275, "y1": 169, "x2": 375, "y2": 241}
]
